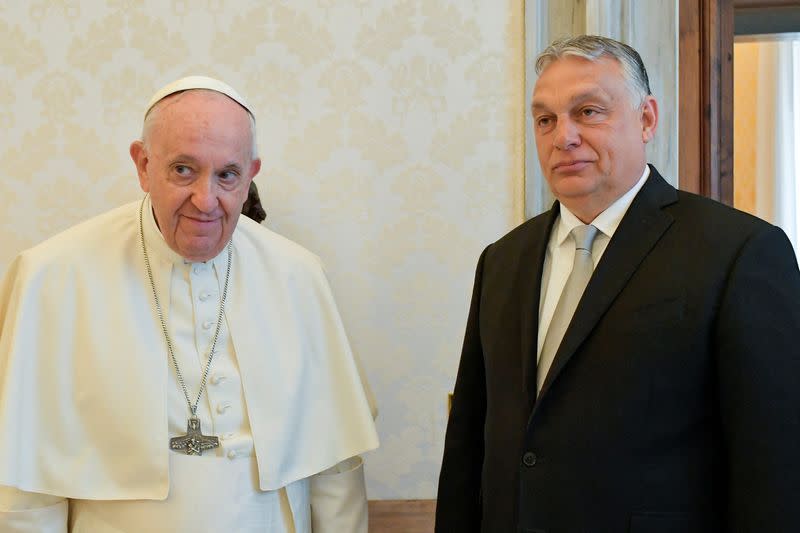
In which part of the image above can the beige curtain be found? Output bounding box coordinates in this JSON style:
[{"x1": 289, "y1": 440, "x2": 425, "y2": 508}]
[{"x1": 753, "y1": 39, "x2": 800, "y2": 262}]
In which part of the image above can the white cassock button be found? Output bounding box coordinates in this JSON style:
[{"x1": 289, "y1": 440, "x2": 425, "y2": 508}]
[
  {"x1": 193, "y1": 266, "x2": 202, "y2": 275},
  {"x1": 199, "y1": 292, "x2": 210, "y2": 302},
  {"x1": 216, "y1": 403, "x2": 232, "y2": 414},
  {"x1": 202, "y1": 320, "x2": 213, "y2": 330},
  {"x1": 210, "y1": 374, "x2": 226, "y2": 385},
  {"x1": 227, "y1": 450, "x2": 237, "y2": 459},
  {"x1": 224, "y1": 432, "x2": 234, "y2": 439}
]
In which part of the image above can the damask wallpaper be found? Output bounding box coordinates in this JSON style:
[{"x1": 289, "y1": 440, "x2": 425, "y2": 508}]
[{"x1": 0, "y1": 1, "x2": 524, "y2": 498}]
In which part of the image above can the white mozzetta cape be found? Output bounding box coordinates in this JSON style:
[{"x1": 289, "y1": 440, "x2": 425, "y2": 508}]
[{"x1": 0, "y1": 200, "x2": 379, "y2": 499}]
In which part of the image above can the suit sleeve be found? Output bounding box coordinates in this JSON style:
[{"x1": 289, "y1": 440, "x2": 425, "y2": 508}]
[
  {"x1": 435, "y1": 247, "x2": 488, "y2": 533},
  {"x1": 0, "y1": 487, "x2": 67, "y2": 532},
  {"x1": 715, "y1": 225, "x2": 800, "y2": 531}
]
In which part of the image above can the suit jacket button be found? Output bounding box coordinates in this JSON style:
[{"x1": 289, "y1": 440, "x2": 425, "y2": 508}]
[{"x1": 522, "y1": 452, "x2": 537, "y2": 467}]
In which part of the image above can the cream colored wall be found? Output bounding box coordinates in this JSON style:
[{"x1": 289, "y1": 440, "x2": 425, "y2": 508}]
[{"x1": 0, "y1": 1, "x2": 524, "y2": 498}]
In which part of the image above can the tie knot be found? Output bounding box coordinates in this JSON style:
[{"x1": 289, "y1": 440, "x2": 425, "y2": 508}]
[{"x1": 571, "y1": 224, "x2": 598, "y2": 252}]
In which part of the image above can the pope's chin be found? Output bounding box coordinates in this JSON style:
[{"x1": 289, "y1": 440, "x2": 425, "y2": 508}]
[
  {"x1": 175, "y1": 226, "x2": 225, "y2": 261},
  {"x1": 176, "y1": 240, "x2": 225, "y2": 262}
]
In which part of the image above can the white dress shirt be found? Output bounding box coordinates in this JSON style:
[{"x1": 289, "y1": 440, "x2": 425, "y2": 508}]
[{"x1": 537, "y1": 166, "x2": 650, "y2": 359}]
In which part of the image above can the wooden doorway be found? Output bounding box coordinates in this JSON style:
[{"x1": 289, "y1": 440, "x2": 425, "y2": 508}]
[
  {"x1": 678, "y1": 0, "x2": 734, "y2": 203},
  {"x1": 679, "y1": 0, "x2": 800, "y2": 204}
]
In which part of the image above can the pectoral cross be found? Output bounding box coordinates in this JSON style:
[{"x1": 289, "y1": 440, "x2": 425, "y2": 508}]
[{"x1": 169, "y1": 416, "x2": 219, "y2": 455}]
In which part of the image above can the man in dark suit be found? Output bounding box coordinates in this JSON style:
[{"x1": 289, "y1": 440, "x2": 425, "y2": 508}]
[{"x1": 436, "y1": 35, "x2": 800, "y2": 533}]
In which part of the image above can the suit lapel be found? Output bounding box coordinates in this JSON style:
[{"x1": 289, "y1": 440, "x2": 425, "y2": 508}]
[
  {"x1": 535, "y1": 168, "x2": 678, "y2": 402},
  {"x1": 520, "y1": 203, "x2": 559, "y2": 409}
]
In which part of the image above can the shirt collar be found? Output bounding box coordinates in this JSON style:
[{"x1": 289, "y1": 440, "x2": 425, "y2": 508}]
[
  {"x1": 140, "y1": 194, "x2": 230, "y2": 271},
  {"x1": 555, "y1": 165, "x2": 650, "y2": 245}
]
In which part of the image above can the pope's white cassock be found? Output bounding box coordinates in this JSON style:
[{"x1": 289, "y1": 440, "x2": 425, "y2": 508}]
[{"x1": 0, "y1": 194, "x2": 379, "y2": 532}]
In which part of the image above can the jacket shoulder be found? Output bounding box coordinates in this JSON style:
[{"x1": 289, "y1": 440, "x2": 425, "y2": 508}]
[
  {"x1": 670, "y1": 189, "x2": 777, "y2": 243},
  {"x1": 486, "y1": 210, "x2": 553, "y2": 258}
]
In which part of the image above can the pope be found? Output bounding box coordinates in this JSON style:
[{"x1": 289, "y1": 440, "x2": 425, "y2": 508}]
[{"x1": 0, "y1": 76, "x2": 379, "y2": 533}]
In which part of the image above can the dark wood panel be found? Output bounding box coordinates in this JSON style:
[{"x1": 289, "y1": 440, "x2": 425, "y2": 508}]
[
  {"x1": 734, "y1": 0, "x2": 800, "y2": 8},
  {"x1": 721, "y1": 0, "x2": 735, "y2": 205},
  {"x1": 735, "y1": 5, "x2": 800, "y2": 34},
  {"x1": 679, "y1": 0, "x2": 702, "y2": 195},
  {"x1": 678, "y1": 0, "x2": 734, "y2": 205},
  {"x1": 369, "y1": 499, "x2": 436, "y2": 533}
]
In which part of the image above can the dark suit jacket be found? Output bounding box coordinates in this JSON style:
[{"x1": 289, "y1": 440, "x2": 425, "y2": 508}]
[{"x1": 436, "y1": 167, "x2": 800, "y2": 533}]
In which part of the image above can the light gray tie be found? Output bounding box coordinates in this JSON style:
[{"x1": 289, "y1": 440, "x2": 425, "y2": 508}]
[{"x1": 537, "y1": 224, "x2": 599, "y2": 392}]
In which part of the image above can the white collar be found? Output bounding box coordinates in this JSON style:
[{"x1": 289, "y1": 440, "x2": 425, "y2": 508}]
[
  {"x1": 556, "y1": 165, "x2": 650, "y2": 244},
  {"x1": 141, "y1": 194, "x2": 230, "y2": 273}
]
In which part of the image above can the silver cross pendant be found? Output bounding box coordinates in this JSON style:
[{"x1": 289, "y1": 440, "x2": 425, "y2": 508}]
[{"x1": 169, "y1": 416, "x2": 220, "y2": 455}]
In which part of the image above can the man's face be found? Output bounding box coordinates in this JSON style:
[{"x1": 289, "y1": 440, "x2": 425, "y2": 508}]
[
  {"x1": 531, "y1": 55, "x2": 657, "y2": 221},
  {"x1": 130, "y1": 90, "x2": 261, "y2": 262}
]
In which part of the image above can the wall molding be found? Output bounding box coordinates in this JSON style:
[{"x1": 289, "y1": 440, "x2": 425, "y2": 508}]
[{"x1": 368, "y1": 500, "x2": 436, "y2": 532}]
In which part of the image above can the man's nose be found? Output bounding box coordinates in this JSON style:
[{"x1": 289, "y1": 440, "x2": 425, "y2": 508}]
[
  {"x1": 553, "y1": 117, "x2": 580, "y2": 150},
  {"x1": 190, "y1": 175, "x2": 219, "y2": 213}
]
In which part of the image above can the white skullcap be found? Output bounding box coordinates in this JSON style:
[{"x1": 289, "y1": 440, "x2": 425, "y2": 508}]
[{"x1": 144, "y1": 75, "x2": 254, "y2": 120}]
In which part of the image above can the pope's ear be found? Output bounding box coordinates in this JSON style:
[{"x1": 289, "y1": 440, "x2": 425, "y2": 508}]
[{"x1": 130, "y1": 141, "x2": 150, "y2": 192}]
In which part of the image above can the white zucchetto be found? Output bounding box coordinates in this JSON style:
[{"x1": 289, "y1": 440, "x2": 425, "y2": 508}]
[{"x1": 144, "y1": 75, "x2": 254, "y2": 120}]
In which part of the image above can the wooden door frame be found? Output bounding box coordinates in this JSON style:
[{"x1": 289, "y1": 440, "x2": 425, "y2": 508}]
[
  {"x1": 678, "y1": 0, "x2": 734, "y2": 203},
  {"x1": 679, "y1": 0, "x2": 800, "y2": 204}
]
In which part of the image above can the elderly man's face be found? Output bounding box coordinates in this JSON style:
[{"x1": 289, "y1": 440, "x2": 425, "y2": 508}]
[
  {"x1": 130, "y1": 90, "x2": 260, "y2": 262},
  {"x1": 531, "y1": 55, "x2": 657, "y2": 222}
]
